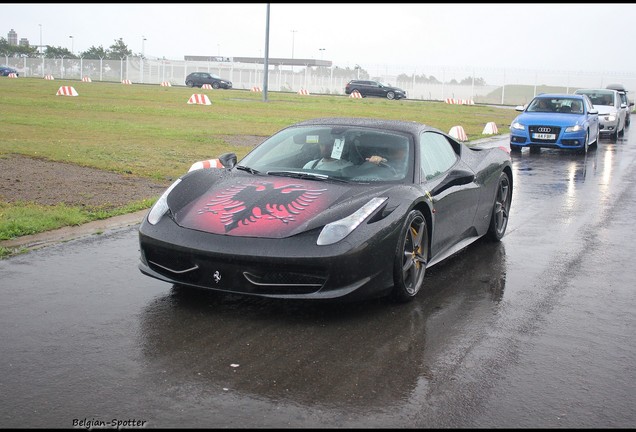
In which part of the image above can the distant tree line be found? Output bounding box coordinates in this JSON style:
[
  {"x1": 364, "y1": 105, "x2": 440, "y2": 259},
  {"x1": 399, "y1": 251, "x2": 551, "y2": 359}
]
[{"x1": 0, "y1": 37, "x2": 135, "y2": 60}]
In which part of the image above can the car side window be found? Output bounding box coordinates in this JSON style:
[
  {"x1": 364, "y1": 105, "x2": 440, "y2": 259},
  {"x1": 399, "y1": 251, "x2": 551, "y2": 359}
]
[{"x1": 419, "y1": 132, "x2": 458, "y2": 181}]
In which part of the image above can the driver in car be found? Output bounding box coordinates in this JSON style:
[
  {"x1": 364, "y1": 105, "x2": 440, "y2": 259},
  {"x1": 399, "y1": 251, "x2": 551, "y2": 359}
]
[{"x1": 365, "y1": 145, "x2": 408, "y2": 174}]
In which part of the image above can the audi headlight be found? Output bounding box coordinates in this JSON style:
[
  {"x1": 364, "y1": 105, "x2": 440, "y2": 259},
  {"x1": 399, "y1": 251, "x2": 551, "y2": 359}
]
[
  {"x1": 565, "y1": 125, "x2": 583, "y2": 132},
  {"x1": 317, "y1": 197, "x2": 387, "y2": 246},
  {"x1": 511, "y1": 122, "x2": 525, "y2": 131},
  {"x1": 147, "y1": 179, "x2": 181, "y2": 225}
]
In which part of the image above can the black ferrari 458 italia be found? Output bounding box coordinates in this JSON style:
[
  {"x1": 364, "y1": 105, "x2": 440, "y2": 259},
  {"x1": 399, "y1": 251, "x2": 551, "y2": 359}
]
[{"x1": 138, "y1": 117, "x2": 512, "y2": 302}]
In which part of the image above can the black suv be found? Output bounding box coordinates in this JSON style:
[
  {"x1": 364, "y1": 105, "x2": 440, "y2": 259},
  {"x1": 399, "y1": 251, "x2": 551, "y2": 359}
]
[
  {"x1": 344, "y1": 80, "x2": 406, "y2": 100},
  {"x1": 185, "y1": 72, "x2": 232, "y2": 89}
]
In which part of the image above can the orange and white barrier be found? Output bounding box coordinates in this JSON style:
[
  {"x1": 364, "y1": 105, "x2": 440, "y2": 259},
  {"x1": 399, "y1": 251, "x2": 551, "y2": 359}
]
[
  {"x1": 482, "y1": 122, "x2": 499, "y2": 135},
  {"x1": 44, "y1": 74, "x2": 54, "y2": 80},
  {"x1": 160, "y1": 81, "x2": 171, "y2": 87},
  {"x1": 81, "y1": 76, "x2": 92, "y2": 82},
  {"x1": 449, "y1": 125, "x2": 468, "y2": 141},
  {"x1": 56, "y1": 86, "x2": 78, "y2": 97},
  {"x1": 349, "y1": 90, "x2": 362, "y2": 98},
  {"x1": 250, "y1": 86, "x2": 262, "y2": 92},
  {"x1": 298, "y1": 88, "x2": 310, "y2": 95},
  {"x1": 121, "y1": 79, "x2": 132, "y2": 85},
  {"x1": 188, "y1": 158, "x2": 224, "y2": 172},
  {"x1": 445, "y1": 98, "x2": 475, "y2": 105},
  {"x1": 8, "y1": 73, "x2": 18, "y2": 78},
  {"x1": 201, "y1": 84, "x2": 213, "y2": 89},
  {"x1": 187, "y1": 94, "x2": 212, "y2": 105}
]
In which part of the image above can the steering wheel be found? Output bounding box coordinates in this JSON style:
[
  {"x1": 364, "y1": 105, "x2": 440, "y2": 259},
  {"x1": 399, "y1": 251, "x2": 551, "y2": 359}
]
[{"x1": 377, "y1": 160, "x2": 398, "y2": 176}]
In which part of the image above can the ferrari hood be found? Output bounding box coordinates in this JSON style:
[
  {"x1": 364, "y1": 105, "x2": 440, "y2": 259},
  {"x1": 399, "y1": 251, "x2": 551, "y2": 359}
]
[{"x1": 172, "y1": 175, "x2": 383, "y2": 238}]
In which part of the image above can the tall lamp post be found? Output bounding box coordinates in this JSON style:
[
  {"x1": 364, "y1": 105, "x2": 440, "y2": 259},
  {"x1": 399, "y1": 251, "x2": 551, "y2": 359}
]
[
  {"x1": 319, "y1": 48, "x2": 325, "y2": 60},
  {"x1": 69, "y1": 35, "x2": 74, "y2": 55},
  {"x1": 39, "y1": 24, "x2": 42, "y2": 56},
  {"x1": 141, "y1": 36, "x2": 147, "y2": 83},
  {"x1": 290, "y1": 29, "x2": 297, "y2": 73}
]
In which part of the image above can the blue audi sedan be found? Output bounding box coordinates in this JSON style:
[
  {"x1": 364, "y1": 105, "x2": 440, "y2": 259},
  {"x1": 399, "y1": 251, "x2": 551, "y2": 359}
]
[{"x1": 509, "y1": 93, "x2": 599, "y2": 154}]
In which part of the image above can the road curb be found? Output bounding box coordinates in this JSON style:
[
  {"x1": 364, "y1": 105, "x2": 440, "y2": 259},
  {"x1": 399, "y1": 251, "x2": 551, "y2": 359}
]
[{"x1": 1, "y1": 209, "x2": 148, "y2": 253}]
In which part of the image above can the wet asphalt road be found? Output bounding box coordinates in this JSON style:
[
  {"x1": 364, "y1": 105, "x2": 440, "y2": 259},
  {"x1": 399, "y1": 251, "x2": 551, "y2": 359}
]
[{"x1": 2, "y1": 130, "x2": 636, "y2": 428}]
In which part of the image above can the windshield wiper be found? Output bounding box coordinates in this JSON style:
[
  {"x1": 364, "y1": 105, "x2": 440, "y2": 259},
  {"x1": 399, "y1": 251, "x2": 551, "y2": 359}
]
[
  {"x1": 266, "y1": 170, "x2": 349, "y2": 183},
  {"x1": 235, "y1": 165, "x2": 263, "y2": 175}
]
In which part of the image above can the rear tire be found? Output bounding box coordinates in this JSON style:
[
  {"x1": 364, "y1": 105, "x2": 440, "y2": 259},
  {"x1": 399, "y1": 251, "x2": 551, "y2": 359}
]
[
  {"x1": 391, "y1": 210, "x2": 428, "y2": 302},
  {"x1": 486, "y1": 172, "x2": 512, "y2": 242}
]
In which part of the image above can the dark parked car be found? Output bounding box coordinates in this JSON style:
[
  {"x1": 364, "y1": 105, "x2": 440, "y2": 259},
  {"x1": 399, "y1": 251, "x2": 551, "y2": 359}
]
[
  {"x1": 0, "y1": 65, "x2": 18, "y2": 76},
  {"x1": 138, "y1": 117, "x2": 512, "y2": 302},
  {"x1": 344, "y1": 80, "x2": 407, "y2": 100},
  {"x1": 185, "y1": 72, "x2": 232, "y2": 89}
]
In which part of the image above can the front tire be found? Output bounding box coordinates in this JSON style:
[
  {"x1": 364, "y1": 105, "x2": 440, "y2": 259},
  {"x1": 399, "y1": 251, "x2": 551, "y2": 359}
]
[
  {"x1": 212, "y1": 82, "x2": 220, "y2": 89},
  {"x1": 386, "y1": 91, "x2": 395, "y2": 100},
  {"x1": 391, "y1": 210, "x2": 428, "y2": 302},
  {"x1": 486, "y1": 172, "x2": 512, "y2": 242},
  {"x1": 578, "y1": 132, "x2": 589, "y2": 154}
]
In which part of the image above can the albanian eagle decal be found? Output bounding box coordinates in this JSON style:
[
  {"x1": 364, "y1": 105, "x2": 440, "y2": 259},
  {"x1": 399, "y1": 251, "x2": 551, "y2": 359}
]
[{"x1": 177, "y1": 179, "x2": 331, "y2": 238}]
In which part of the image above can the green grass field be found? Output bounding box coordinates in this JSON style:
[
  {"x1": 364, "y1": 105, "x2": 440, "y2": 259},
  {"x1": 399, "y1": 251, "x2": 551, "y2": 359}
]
[{"x1": 0, "y1": 77, "x2": 518, "y2": 256}]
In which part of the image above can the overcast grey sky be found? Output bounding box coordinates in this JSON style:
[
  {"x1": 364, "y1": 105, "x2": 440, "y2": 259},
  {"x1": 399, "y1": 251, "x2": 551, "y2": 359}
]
[{"x1": 2, "y1": 3, "x2": 636, "y2": 74}]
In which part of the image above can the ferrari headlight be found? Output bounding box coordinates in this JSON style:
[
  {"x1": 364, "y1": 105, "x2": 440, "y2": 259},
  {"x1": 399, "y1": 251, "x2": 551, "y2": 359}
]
[
  {"x1": 511, "y1": 122, "x2": 525, "y2": 131},
  {"x1": 317, "y1": 197, "x2": 388, "y2": 246},
  {"x1": 147, "y1": 179, "x2": 181, "y2": 225},
  {"x1": 565, "y1": 124, "x2": 583, "y2": 132}
]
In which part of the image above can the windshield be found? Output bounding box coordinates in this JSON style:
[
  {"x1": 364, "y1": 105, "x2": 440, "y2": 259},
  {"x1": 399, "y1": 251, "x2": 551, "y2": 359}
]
[
  {"x1": 238, "y1": 125, "x2": 413, "y2": 183},
  {"x1": 575, "y1": 90, "x2": 614, "y2": 106},
  {"x1": 527, "y1": 97, "x2": 584, "y2": 114}
]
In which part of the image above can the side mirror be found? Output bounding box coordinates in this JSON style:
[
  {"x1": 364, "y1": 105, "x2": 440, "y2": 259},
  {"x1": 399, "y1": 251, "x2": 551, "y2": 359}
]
[
  {"x1": 588, "y1": 108, "x2": 598, "y2": 115},
  {"x1": 515, "y1": 105, "x2": 525, "y2": 112},
  {"x1": 218, "y1": 152, "x2": 237, "y2": 169}
]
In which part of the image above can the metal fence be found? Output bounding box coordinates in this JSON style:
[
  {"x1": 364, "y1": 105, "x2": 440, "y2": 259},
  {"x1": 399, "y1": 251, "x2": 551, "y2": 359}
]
[{"x1": 4, "y1": 55, "x2": 636, "y2": 106}]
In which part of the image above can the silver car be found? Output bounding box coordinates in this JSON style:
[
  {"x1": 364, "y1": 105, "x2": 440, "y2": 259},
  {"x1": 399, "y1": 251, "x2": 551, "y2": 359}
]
[
  {"x1": 574, "y1": 88, "x2": 626, "y2": 140},
  {"x1": 606, "y1": 83, "x2": 633, "y2": 128}
]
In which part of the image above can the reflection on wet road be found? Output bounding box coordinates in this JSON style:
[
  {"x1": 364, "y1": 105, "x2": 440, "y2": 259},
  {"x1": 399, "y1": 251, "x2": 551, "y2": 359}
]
[{"x1": 1, "y1": 133, "x2": 635, "y2": 428}]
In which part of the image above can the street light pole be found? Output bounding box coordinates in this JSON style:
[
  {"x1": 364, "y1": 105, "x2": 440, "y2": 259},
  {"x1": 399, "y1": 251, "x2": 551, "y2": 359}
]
[
  {"x1": 69, "y1": 35, "x2": 73, "y2": 55},
  {"x1": 39, "y1": 24, "x2": 42, "y2": 56},
  {"x1": 290, "y1": 29, "x2": 297, "y2": 73},
  {"x1": 141, "y1": 36, "x2": 147, "y2": 83},
  {"x1": 319, "y1": 48, "x2": 325, "y2": 60}
]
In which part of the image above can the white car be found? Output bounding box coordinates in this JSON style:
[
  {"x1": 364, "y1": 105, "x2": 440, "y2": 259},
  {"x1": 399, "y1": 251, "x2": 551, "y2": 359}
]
[{"x1": 574, "y1": 88, "x2": 626, "y2": 140}]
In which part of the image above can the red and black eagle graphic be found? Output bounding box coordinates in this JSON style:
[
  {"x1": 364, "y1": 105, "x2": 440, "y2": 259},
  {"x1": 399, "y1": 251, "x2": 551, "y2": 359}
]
[{"x1": 177, "y1": 180, "x2": 330, "y2": 237}]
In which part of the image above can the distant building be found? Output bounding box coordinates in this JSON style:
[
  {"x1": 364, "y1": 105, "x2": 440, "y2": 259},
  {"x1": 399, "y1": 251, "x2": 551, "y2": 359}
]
[
  {"x1": 8, "y1": 29, "x2": 18, "y2": 46},
  {"x1": 19, "y1": 38, "x2": 30, "y2": 47},
  {"x1": 184, "y1": 55, "x2": 332, "y2": 68}
]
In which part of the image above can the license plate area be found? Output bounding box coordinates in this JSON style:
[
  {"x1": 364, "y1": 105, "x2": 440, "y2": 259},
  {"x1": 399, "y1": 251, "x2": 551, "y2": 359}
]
[{"x1": 532, "y1": 133, "x2": 556, "y2": 140}]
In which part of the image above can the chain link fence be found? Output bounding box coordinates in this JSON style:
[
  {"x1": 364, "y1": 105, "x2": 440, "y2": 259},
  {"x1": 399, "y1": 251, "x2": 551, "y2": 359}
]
[{"x1": 4, "y1": 55, "x2": 636, "y2": 107}]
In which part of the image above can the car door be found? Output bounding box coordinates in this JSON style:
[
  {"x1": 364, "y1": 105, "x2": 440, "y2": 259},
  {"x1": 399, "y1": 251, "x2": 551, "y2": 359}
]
[{"x1": 419, "y1": 132, "x2": 480, "y2": 258}]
